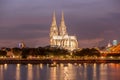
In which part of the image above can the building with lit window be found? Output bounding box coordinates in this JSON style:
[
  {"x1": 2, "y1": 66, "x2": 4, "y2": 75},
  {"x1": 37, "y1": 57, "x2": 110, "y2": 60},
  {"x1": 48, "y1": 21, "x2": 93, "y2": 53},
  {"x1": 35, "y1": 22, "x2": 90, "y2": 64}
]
[
  {"x1": 50, "y1": 12, "x2": 78, "y2": 51},
  {"x1": 18, "y1": 42, "x2": 25, "y2": 48}
]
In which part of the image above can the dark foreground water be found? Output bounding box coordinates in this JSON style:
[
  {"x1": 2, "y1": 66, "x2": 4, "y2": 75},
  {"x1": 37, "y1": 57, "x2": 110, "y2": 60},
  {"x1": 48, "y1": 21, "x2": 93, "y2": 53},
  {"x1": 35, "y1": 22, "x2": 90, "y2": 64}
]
[{"x1": 0, "y1": 63, "x2": 120, "y2": 80}]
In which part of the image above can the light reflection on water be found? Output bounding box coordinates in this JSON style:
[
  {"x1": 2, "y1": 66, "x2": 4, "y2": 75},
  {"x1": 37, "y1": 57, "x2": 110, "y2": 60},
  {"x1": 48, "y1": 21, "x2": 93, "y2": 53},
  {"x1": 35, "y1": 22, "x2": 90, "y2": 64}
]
[
  {"x1": 0, "y1": 65, "x2": 4, "y2": 80},
  {"x1": 27, "y1": 64, "x2": 33, "y2": 80},
  {"x1": 0, "y1": 63, "x2": 120, "y2": 80},
  {"x1": 49, "y1": 66, "x2": 57, "y2": 80},
  {"x1": 16, "y1": 64, "x2": 20, "y2": 80}
]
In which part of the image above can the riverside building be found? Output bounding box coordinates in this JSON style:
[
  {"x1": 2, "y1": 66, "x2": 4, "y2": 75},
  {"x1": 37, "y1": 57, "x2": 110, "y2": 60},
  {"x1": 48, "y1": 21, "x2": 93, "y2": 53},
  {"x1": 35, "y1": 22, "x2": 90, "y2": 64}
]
[{"x1": 50, "y1": 12, "x2": 78, "y2": 51}]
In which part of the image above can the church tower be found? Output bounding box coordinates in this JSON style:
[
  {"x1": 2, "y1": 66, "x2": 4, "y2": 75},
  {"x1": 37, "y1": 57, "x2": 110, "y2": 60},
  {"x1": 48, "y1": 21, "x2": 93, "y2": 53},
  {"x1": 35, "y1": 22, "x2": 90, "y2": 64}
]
[
  {"x1": 49, "y1": 11, "x2": 78, "y2": 50},
  {"x1": 59, "y1": 11, "x2": 67, "y2": 36},
  {"x1": 50, "y1": 12, "x2": 58, "y2": 37},
  {"x1": 50, "y1": 12, "x2": 58, "y2": 46}
]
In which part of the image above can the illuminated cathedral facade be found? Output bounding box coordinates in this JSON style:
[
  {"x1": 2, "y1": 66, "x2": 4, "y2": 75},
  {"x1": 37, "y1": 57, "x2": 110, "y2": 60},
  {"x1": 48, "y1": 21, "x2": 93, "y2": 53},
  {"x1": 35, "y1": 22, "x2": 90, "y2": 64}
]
[{"x1": 50, "y1": 12, "x2": 78, "y2": 51}]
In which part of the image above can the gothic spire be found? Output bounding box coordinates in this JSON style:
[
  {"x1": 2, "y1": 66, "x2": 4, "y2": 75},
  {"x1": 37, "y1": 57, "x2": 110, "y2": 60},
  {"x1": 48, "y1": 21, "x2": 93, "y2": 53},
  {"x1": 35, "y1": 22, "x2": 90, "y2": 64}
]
[
  {"x1": 61, "y1": 11, "x2": 65, "y2": 26},
  {"x1": 59, "y1": 11, "x2": 67, "y2": 36},
  {"x1": 51, "y1": 11, "x2": 57, "y2": 26},
  {"x1": 50, "y1": 11, "x2": 58, "y2": 38}
]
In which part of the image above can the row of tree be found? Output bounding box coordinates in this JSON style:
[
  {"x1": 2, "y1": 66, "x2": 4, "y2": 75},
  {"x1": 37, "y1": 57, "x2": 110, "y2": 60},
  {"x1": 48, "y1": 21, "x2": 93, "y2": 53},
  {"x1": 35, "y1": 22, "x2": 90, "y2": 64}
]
[
  {"x1": 0, "y1": 46, "x2": 120, "y2": 58},
  {"x1": 21, "y1": 47, "x2": 69, "y2": 58},
  {"x1": 0, "y1": 46, "x2": 69, "y2": 58},
  {"x1": 73, "y1": 48, "x2": 101, "y2": 57},
  {"x1": 0, "y1": 50, "x2": 7, "y2": 57}
]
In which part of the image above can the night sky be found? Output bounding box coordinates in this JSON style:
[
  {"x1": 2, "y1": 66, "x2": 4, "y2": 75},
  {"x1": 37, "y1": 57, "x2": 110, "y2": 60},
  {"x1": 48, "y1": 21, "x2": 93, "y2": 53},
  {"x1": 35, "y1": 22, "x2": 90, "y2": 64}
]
[{"x1": 0, "y1": 0, "x2": 120, "y2": 48}]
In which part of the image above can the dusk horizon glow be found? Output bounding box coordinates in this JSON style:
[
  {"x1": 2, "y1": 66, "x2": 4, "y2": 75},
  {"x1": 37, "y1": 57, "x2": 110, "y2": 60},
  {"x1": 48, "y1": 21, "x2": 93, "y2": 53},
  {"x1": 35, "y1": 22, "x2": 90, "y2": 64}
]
[{"x1": 0, "y1": 0, "x2": 120, "y2": 48}]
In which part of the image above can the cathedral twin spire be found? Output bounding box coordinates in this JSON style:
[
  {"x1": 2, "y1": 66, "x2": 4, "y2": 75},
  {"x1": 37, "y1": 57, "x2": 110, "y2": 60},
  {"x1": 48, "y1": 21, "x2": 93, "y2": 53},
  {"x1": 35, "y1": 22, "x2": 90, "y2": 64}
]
[
  {"x1": 50, "y1": 11, "x2": 67, "y2": 38},
  {"x1": 59, "y1": 11, "x2": 67, "y2": 36},
  {"x1": 50, "y1": 11, "x2": 78, "y2": 50},
  {"x1": 51, "y1": 11, "x2": 57, "y2": 27},
  {"x1": 50, "y1": 11, "x2": 58, "y2": 38}
]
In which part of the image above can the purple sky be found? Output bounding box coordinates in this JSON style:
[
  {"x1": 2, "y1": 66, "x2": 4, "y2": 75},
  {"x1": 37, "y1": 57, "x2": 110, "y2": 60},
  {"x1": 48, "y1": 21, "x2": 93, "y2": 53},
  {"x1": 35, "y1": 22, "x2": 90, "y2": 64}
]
[{"x1": 0, "y1": 0, "x2": 120, "y2": 48}]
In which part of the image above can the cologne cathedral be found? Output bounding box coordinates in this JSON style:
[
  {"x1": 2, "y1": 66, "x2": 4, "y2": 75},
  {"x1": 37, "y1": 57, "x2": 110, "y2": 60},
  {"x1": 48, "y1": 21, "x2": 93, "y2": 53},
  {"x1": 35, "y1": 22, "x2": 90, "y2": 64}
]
[{"x1": 50, "y1": 12, "x2": 78, "y2": 51}]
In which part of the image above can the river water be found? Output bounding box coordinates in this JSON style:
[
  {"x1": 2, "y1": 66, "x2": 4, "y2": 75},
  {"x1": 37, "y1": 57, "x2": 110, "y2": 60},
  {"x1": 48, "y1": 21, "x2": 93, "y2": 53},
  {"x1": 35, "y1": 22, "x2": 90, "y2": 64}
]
[{"x1": 0, "y1": 63, "x2": 120, "y2": 80}]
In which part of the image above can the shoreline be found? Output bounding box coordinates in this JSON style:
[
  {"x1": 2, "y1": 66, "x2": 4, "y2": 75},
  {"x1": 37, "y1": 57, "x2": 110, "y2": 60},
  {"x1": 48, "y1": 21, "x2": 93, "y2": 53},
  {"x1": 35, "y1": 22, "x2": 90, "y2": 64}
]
[{"x1": 0, "y1": 59, "x2": 120, "y2": 64}]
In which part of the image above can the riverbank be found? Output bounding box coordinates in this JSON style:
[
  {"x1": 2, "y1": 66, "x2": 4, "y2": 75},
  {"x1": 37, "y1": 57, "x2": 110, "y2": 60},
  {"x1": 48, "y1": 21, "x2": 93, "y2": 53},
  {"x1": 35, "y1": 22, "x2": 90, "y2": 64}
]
[{"x1": 0, "y1": 59, "x2": 120, "y2": 64}]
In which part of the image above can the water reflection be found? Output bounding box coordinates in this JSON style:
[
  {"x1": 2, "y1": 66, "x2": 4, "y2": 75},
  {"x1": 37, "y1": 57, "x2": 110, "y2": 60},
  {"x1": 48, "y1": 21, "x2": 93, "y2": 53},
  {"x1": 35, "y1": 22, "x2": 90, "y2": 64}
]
[
  {"x1": 16, "y1": 64, "x2": 20, "y2": 80},
  {"x1": 4, "y1": 64, "x2": 8, "y2": 70},
  {"x1": 93, "y1": 63, "x2": 97, "y2": 80},
  {"x1": 64, "y1": 66, "x2": 69, "y2": 80},
  {"x1": 0, "y1": 63, "x2": 120, "y2": 80},
  {"x1": 27, "y1": 64, "x2": 33, "y2": 80},
  {"x1": 39, "y1": 64, "x2": 43, "y2": 69},
  {"x1": 36, "y1": 65, "x2": 40, "y2": 79},
  {"x1": 0, "y1": 65, "x2": 4, "y2": 80},
  {"x1": 49, "y1": 67, "x2": 57, "y2": 80},
  {"x1": 99, "y1": 63, "x2": 107, "y2": 80},
  {"x1": 83, "y1": 63, "x2": 87, "y2": 80}
]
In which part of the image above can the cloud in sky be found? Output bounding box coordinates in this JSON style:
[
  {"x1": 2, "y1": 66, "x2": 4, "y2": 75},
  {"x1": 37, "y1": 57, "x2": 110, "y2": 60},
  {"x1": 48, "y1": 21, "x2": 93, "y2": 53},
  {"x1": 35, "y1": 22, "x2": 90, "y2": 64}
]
[
  {"x1": 0, "y1": 0, "x2": 120, "y2": 47},
  {"x1": 79, "y1": 38, "x2": 104, "y2": 48}
]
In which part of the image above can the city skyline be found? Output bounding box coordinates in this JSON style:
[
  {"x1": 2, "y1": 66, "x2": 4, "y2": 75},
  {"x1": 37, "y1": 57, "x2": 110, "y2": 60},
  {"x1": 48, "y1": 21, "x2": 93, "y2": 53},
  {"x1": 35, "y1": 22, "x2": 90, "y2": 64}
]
[{"x1": 0, "y1": 0, "x2": 120, "y2": 48}]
